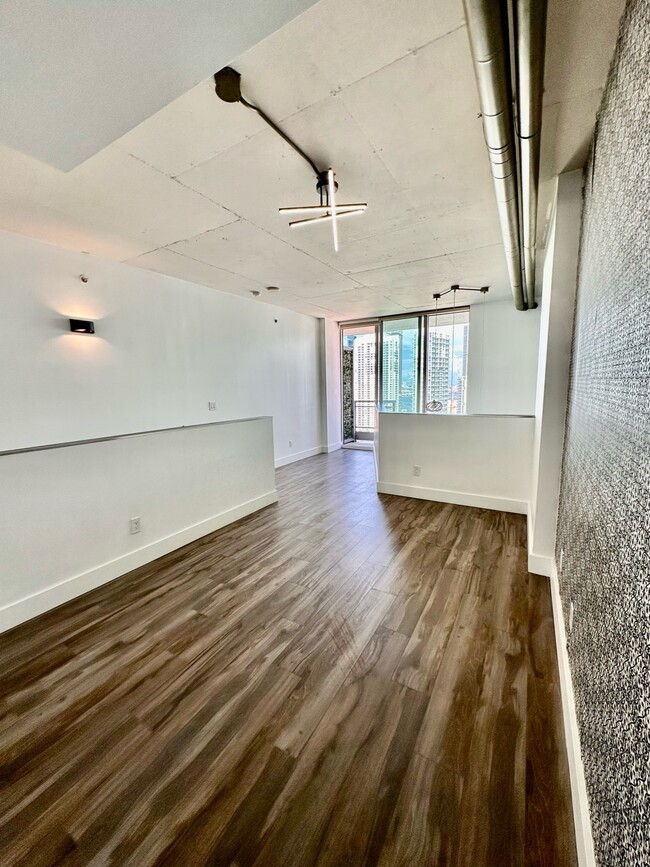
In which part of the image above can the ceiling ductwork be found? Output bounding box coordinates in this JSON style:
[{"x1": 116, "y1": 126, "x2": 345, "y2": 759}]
[{"x1": 463, "y1": 0, "x2": 547, "y2": 311}]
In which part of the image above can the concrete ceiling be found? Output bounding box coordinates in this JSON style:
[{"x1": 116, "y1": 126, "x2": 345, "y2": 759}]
[{"x1": 0, "y1": 0, "x2": 625, "y2": 320}]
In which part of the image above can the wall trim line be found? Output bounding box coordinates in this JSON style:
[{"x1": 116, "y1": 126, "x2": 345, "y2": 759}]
[
  {"x1": 376, "y1": 481, "x2": 527, "y2": 514},
  {"x1": 549, "y1": 560, "x2": 596, "y2": 867},
  {"x1": 0, "y1": 489, "x2": 278, "y2": 635},
  {"x1": 274, "y1": 446, "x2": 326, "y2": 468}
]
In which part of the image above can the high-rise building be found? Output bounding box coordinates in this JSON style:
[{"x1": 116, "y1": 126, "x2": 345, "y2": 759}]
[
  {"x1": 353, "y1": 334, "x2": 376, "y2": 430},
  {"x1": 457, "y1": 373, "x2": 467, "y2": 415},
  {"x1": 427, "y1": 330, "x2": 451, "y2": 410},
  {"x1": 456, "y1": 324, "x2": 469, "y2": 414},
  {"x1": 381, "y1": 333, "x2": 401, "y2": 409}
]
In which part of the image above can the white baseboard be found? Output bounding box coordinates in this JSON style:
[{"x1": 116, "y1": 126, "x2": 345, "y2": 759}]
[
  {"x1": 274, "y1": 446, "x2": 325, "y2": 468},
  {"x1": 549, "y1": 561, "x2": 596, "y2": 867},
  {"x1": 526, "y1": 510, "x2": 554, "y2": 576},
  {"x1": 323, "y1": 441, "x2": 342, "y2": 453},
  {"x1": 376, "y1": 481, "x2": 528, "y2": 515},
  {"x1": 0, "y1": 490, "x2": 278, "y2": 635},
  {"x1": 528, "y1": 550, "x2": 554, "y2": 576}
]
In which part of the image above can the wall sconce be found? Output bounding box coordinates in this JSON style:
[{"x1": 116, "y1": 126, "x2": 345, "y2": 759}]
[{"x1": 69, "y1": 318, "x2": 95, "y2": 334}]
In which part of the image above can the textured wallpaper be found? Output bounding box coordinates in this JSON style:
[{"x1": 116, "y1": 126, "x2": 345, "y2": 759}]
[{"x1": 555, "y1": 1, "x2": 650, "y2": 864}]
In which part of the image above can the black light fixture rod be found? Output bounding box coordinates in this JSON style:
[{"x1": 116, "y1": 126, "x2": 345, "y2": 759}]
[
  {"x1": 214, "y1": 68, "x2": 320, "y2": 179},
  {"x1": 239, "y1": 96, "x2": 320, "y2": 178},
  {"x1": 433, "y1": 284, "x2": 489, "y2": 300}
]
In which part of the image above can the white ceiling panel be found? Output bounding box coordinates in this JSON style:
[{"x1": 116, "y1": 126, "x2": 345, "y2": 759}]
[
  {"x1": 167, "y1": 219, "x2": 359, "y2": 297},
  {"x1": 353, "y1": 253, "x2": 456, "y2": 292},
  {"x1": 0, "y1": 143, "x2": 237, "y2": 252},
  {"x1": 234, "y1": 0, "x2": 465, "y2": 123},
  {"x1": 340, "y1": 27, "x2": 490, "y2": 198},
  {"x1": 418, "y1": 201, "x2": 504, "y2": 255},
  {"x1": 0, "y1": 0, "x2": 321, "y2": 170},
  {"x1": 0, "y1": 194, "x2": 149, "y2": 262},
  {"x1": 125, "y1": 247, "x2": 264, "y2": 295},
  {"x1": 446, "y1": 244, "x2": 511, "y2": 296},
  {"x1": 115, "y1": 80, "x2": 267, "y2": 179},
  {"x1": 329, "y1": 222, "x2": 447, "y2": 276},
  {"x1": 47, "y1": 149, "x2": 238, "y2": 250}
]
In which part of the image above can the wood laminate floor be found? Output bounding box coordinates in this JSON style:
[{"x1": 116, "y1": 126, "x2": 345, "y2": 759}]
[{"x1": 0, "y1": 449, "x2": 576, "y2": 867}]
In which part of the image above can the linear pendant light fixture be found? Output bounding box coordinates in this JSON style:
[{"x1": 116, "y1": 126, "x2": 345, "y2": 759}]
[
  {"x1": 432, "y1": 283, "x2": 490, "y2": 301},
  {"x1": 213, "y1": 67, "x2": 366, "y2": 252}
]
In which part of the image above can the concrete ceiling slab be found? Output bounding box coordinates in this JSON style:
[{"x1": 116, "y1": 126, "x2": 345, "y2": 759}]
[
  {"x1": 126, "y1": 247, "x2": 264, "y2": 295},
  {"x1": 0, "y1": 0, "x2": 625, "y2": 320},
  {"x1": 166, "y1": 219, "x2": 359, "y2": 297},
  {"x1": 115, "y1": 80, "x2": 267, "y2": 179}
]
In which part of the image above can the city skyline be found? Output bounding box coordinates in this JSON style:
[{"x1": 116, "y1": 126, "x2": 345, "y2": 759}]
[{"x1": 345, "y1": 319, "x2": 469, "y2": 432}]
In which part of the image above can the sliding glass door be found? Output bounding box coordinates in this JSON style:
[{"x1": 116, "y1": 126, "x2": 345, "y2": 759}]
[{"x1": 341, "y1": 323, "x2": 379, "y2": 443}]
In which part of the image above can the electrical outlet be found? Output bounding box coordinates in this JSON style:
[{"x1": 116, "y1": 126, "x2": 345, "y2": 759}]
[
  {"x1": 208, "y1": 401, "x2": 217, "y2": 411},
  {"x1": 569, "y1": 600, "x2": 575, "y2": 633},
  {"x1": 559, "y1": 548, "x2": 564, "y2": 572},
  {"x1": 413, "y1": 465, "x2": 422, "y2": 477},
  {"x1": 129, "y1": 517, "x2": 141, "y2": 535},
  {"x1": 289, "y1": 440, "x2": 293, "y2": 448}
]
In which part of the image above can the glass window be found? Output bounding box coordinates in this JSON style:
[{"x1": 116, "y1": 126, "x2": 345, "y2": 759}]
[
  {"x1": 381, "y1": 317, "x2": 420, "y2": 413},
  {"x1": 425, "y1": 310, "x2": 469, "y2": 414},
  {"x1": 341, "y1": 307, "x2": 470, "y2": 426}
]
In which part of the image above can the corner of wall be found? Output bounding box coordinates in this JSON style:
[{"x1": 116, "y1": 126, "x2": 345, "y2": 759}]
[{"x1": 549, "y1": 559, "x2": 596, "y2": 867}]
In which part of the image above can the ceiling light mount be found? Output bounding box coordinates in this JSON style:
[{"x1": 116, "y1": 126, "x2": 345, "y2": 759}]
[
  {"x1": 213, "y1": 66, "x2": 243, "y2": 103},
  {"x1": 213, "y1": 67, "x2": 367, "y2": 251}
]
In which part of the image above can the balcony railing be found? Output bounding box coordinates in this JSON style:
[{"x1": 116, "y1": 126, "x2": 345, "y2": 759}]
[{"x1": 353, "y1": 400, "x2": 376, "y2": 437}]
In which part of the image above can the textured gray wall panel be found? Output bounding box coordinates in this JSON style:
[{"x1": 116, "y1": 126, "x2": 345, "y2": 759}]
[{"x1": 556, "y1": 1, "x2": 650, "y2": 864}]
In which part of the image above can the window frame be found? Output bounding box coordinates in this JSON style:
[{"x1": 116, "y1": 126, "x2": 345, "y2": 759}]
[{"x1": 340, "y1": 304, "x2": 470, "y2": 416}]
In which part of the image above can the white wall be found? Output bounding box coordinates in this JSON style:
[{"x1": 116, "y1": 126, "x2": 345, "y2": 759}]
[
  {"x1": 376, "y1": 412, "x2": 534, "y2": 514},
  {"x1": 0, "y1": 230, "x2": 323, "y2": 465},
  {"x1": 0, "y1": 418, "x2": 277, "y2": 632},
  {"x1": 466, "y1": 298, "x2": 541, "y2": 415},
  {"x1": 320, "y1": 318, "x2": 343, "y2": 452},
  {"x1": 528, "y1": 171, "x2": 582, "y2": 575},
  {"x1": 0, "y1": 229, "x2": 324, "y2": 630}
]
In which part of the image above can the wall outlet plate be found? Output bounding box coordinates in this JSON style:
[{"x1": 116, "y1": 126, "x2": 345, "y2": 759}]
[
  {"x1": 208, "y1": 401, "x2": 217, "y2": 411},
  {"x1": 289, "y1": 440, "x2": 293, "y2": 448},
  {"x1": 129, "y1": 517, "x2": 141, "y2": 535},
  {"x1": 413, "y1": 465, "x2": 422, "y2": 477}
]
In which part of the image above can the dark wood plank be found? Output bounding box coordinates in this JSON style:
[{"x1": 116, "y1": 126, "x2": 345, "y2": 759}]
[
  {"x1": 0, "y1": 449, "x2": 576, "y2": 867},
  {"x1": 525, "y1": 574, "x2": 578, "y2": 866}
]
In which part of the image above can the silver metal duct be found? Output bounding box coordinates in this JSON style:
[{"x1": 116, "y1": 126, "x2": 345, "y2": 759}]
[
  {"x1": 516, "y1": 0, "x2": 547, "y2": 309},
  {"x1": 463, "y1": 0, "x2": 547, "y2": 311},
  {"x1": 463, "y1": 0, "x2": 525, "y2": 310}
]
